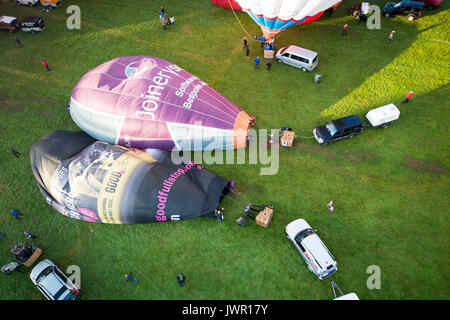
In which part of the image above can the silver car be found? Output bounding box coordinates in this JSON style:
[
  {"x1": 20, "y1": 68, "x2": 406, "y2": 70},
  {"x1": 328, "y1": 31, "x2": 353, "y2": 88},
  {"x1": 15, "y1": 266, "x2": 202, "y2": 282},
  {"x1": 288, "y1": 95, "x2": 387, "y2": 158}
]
[
  {"x1": 30, "y1": 259, "x2": 80, "y2": 300},
  {"x1": 275, "y1": 45, "x2": 318, "y2": 72},
  {"x1": 286, "y1": 219, "x2": 337, "y2": 280}
]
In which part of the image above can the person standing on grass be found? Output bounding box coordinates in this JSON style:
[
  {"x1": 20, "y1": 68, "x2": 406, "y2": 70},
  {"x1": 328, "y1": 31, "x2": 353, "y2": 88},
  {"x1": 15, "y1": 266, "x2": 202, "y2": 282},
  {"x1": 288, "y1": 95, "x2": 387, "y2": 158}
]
[
  {"x1": 266, "y1": 59, "x2": 272, "y2": 71},
  {"x1": 169, "y1": 15, "x2": 174, "y2": 26},
  {"x1": 14, "y1": 37, "x2": 23, "y2": 47},
  {"x1": 243, "y1": 36, "x2": 248, "y2": 48},
  {"x1": 254, "y1": 56, "x2": 260, "y2": 69},
  {"x1": 41, "y1": 60, "x2": 51, "y2": 71},
  {"x1": 125, "y1": 272, "x2": 138, "y2": 283},
  {"x1": 177, "y1": 272, "x2": 185, "y2": 286},
  {"x1": 260, "y1": 36, "x2": 266, "y2": 48},
  {"x1": 342, "y1": 24, "x2": 348, "y2": 36},
  {"x1": 162, "y1": 18, "x2": 168, "y2": 31},
  {"x1": 24, "y1": 231, "x2": 37, "y2": 240},
  {"x1": 246, "y1": 45, "x2": 250, "y2": 58},
  {"x1": 7, "y1": 147, "x2": 20, "y2": 157},
  {"x1": 387, "y1": 31, "x2": 395, "y2": 44},
  {"x1": 10, "y1": 208, "x2": 23, "y2": 221},
  {"x1": 402, "y1": 91, "x2": 414, "y2": 103}
]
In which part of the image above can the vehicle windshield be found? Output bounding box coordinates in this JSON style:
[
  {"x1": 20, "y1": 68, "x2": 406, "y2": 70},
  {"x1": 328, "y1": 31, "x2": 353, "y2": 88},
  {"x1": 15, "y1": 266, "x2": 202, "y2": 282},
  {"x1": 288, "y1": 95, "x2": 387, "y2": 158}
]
[
  {"x1": 325, "y1": 122, "x2": 338, "y2": 136},
  {"x1": 36, "y1": 266, "x2": 53, "y2": 284},
  {"x1": 280, "y1": 47, "x2": 287, "y2": 55},
  {"x1": 296, "y1": 228, "x2": 315, "y2": 242}
]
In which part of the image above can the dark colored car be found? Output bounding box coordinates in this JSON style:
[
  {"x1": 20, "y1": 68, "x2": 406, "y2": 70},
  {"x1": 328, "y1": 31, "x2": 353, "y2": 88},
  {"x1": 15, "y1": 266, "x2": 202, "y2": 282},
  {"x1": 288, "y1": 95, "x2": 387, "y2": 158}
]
[
  {"x1": 19, "y1": 16, "x2": 45, "y2": 34},
  {"x1": 383, "y1": 1, "x2": 425, "y2": 20},
  {"x1": 0, "y1": 16, "x2": 19, "y2": 33},
  {"x1": 421, "y1": 0, "x2": 443, "y2": 9},
  {"x1": 313, "y1": 115, "x2": 363, "y2": 146}
]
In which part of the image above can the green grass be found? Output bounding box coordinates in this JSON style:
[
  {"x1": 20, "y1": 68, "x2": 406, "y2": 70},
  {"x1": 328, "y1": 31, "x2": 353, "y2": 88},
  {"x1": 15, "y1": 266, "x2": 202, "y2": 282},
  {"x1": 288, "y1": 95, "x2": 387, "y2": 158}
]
[{"x1": 0, "y1": 0, "x2": 449, "y2": 300}]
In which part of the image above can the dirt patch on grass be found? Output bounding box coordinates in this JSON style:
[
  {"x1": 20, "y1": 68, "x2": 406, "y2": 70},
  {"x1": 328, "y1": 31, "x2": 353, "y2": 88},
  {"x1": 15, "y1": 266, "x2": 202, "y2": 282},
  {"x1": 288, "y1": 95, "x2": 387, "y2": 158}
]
[
  {"x1": 295, "y1": 142, "x2": 376, "y2": 163},
  {"x1": 181, "y1": 24, "x2": 193, "y2": 35},
  {"x1": 406, "y1": 157, "x2": 448, "y2": 175},
  {"x1": 0, "y1": 95, "x2": 26, "y2": 114},
  {"x1": 236, "y1": 184, "x2": 264, "y2": 194},
  {"x1": 0, "y1": 95, "x2": 62, "y2": 115}
]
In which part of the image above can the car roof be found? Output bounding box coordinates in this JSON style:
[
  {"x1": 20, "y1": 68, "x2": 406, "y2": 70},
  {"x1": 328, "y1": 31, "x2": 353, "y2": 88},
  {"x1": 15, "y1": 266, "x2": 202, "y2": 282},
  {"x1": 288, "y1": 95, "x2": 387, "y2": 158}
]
[
  {"x1": 20, "y1": 16, "x2": 41, "y2": 23},
  {"x1": 38, "y1": 272, "x2": 70, "y2": 300},
  {"x1": 0, "y1": 16, "x2": 18, "y2": 24},
  {"x1": 285, "y1": 45, "x2": 318, "y2": 59},
  {"x1": 399, "y1": 0, "x2": 424, "y2": 6},
  {"x1": 302, "y1": 234, "x2": 335, "y2": 270},
  {"x1": 332, "y1": 115, "x2": 362, "y2": 129},
  {"x1": 30, "y1": 259, "x2": 54, "y2": 281}
]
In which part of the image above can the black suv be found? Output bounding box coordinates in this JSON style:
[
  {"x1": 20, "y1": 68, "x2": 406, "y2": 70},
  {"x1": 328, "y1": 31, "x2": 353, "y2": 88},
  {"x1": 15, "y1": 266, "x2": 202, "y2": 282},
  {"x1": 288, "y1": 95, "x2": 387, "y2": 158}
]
[
  {"x1": 383, "y1": 1, "x2": 424, "y2": 20},
  {"x1": 313, "y1": 115, "x2": 363, "y2": 146}
]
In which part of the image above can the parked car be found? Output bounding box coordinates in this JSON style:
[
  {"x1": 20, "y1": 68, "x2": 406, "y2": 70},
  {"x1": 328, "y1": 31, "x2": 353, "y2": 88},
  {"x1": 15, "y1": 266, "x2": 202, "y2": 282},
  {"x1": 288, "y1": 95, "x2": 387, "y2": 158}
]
[
  {"x1": 275, "y1": 45, "x2": 318, "y2": 72},
  {"x1": 40, "y1": 0, "x2": 63, "y2": 8},
  {"x1": 30, "y1": 259, "x2": 80, "y2": 300},
  {"x1": 421, "y1": 0, "x2": 443, "y2": 9},
  {"x1": 0, "y1": 16, "x2": 19, "y2": 33},
  {"x1": 313, "y1": 115, "x2": 363, "y2": 146},
  {"x1": 15, "y1": 0, "x2": 40, "y2": 6},
  {"x1": 286, "y1": 219, "x2": 337, "y2": 280},
  {"x1": 19, "y1": 16, "x2": 45, "y2": 33},
  {"x1": 383, "y1": 1, "x2": 425, "y2": 21}
]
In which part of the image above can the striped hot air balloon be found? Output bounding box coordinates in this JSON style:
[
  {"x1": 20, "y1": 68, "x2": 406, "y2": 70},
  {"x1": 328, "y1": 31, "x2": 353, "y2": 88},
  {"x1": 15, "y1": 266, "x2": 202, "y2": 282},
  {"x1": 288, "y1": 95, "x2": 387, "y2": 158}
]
[
  {"x1": 235, "y1": 0, "x2": 342, "y2": 40},
  {"x1": 69, "y1": 56, "x2": 251, "y2": 151}
]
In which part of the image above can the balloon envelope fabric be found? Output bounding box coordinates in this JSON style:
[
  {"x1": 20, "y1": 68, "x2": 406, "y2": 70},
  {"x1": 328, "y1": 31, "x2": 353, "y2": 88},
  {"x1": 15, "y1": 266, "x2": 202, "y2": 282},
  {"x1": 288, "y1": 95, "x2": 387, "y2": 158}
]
[
  {"x1": 69, "y1": 56, "x2": 251, "y2": 151},
  {"x1": 30, "y1": 131, "x2": 231, "y2": 224}
]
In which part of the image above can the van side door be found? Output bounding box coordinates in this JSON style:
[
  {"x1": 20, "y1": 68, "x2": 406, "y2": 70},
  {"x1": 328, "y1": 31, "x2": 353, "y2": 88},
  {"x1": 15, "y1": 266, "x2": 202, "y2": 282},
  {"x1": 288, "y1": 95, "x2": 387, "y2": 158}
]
[
  {"x1": 281, "y1": 52, "x2": 291, "y2": 65},
  {"x1": 290, "y1": 54, "x2": 304, "y2": 68}
]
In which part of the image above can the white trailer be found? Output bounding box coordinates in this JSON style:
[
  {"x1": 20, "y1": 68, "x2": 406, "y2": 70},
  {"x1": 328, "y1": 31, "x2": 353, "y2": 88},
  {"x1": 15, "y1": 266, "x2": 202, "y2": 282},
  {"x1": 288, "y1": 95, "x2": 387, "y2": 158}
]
[{"x1": 365, "y1": 103, "x2": 400, "y2": 128}]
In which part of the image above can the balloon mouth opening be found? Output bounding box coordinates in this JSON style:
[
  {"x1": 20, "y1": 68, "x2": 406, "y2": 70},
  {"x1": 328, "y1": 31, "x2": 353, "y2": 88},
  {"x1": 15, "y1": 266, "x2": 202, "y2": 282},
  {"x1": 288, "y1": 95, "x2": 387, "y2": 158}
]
[{"x1": 219, "y1": 181, "x2": 235, "y2": 202}]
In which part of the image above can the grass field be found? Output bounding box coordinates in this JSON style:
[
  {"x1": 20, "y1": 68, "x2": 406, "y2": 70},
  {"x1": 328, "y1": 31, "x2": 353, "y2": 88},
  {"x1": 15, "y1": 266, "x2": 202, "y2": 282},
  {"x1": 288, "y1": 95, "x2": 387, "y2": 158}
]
[{"x1": 0, "y1": 0, "x2": 449, "y2": 300}]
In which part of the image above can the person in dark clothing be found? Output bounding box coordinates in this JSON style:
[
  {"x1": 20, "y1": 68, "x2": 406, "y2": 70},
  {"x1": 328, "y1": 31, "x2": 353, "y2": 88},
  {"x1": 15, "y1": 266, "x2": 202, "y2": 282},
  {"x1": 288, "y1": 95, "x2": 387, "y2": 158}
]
[
  {"x1": 243, "y1": 36, "x2": 248, "y2": 48},
  {"x1": 14, "y1": 37, "x2": 23, "y2": 47},
  {"x1": 24, "y1": 231, "x2": 37, "y2": 239},
  {"x1": 7, "y1": 147, "x2": 20, "y2": 157},
  {"x1": 177, "y1": 272, "x2": 185, "y2": 286},
  {"x1": 10, "y1": 208, "x2": 23, "y2": 220},
  {"x1": 236, "y1": 216, "x2": 247, "y2": 227},
  {"x1": 162, "y1": 18, "x2": 168, "y2": 31},
  {"x1": 246, "y1": 45, "x2": 250, "y2": 58},
  {"x1": 342, "y1": 24, "x2": 348, "y2": 36},
  {"x1": 266, "y1": 59, "x2": 272, "y2": 71},
  {"x1": 125, "y1": 272, "x2": 138, "y2": 282},
  {"x1": 215, "y1": 208, "x2": 224, "y2": 222}
]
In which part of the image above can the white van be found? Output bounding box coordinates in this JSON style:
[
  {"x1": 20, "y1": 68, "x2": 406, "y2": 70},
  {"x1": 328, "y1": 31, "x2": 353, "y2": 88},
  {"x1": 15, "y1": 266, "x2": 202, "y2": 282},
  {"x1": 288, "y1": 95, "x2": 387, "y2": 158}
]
[
  {"x1": 275, "y1": 45, "x2": 318, "y2": 72},
  {"x1": 15, "y1": 0, "x2": 39, "y2": 6},
  {"x1": 286, "y1": 219, "x2": 337, "y2": 279}
]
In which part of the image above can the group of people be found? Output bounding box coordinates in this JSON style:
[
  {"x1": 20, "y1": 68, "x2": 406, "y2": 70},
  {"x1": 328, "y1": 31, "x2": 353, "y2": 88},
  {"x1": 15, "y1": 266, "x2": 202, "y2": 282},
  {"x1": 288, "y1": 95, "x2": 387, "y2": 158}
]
[
  {"x1": 125, "y1": 271, "x2": 185, "y2": 286},
  {"x1": 244, "y1": 36, "x2": 273, "y2": 71},
  {"x1": 2, "y1": 209, "x2": 39, "y2": 275},
  {"x1": 159, "y1": 6, "x2": 175, "y2": 31}
]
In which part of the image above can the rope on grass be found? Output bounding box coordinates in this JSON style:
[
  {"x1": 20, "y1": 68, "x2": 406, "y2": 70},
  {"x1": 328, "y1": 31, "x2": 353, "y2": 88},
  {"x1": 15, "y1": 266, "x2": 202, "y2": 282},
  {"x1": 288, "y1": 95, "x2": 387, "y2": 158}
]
[{"x1": 88, "y1": 227, "x2": 169, "y2": 300}]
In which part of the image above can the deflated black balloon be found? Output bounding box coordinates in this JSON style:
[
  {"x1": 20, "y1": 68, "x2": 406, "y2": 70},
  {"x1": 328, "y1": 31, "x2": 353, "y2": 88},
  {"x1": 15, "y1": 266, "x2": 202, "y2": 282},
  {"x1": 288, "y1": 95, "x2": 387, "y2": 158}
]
[{"x1": 30, "y1": 131, "x2": 230, "y2": 224}]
